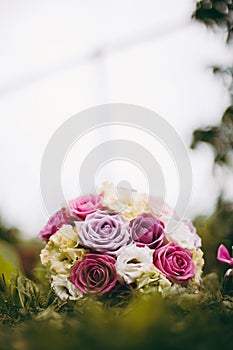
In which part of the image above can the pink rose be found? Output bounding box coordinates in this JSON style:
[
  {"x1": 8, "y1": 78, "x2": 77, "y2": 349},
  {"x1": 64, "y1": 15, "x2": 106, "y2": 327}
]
[
  {"x1": 70, "y1": 253, "x2": 117, "y2": 295},
  {"x1": 38, "y1": 208, "x2": 70, "y2": 242},
  {"x1": 69, "y1": 194, "x2": 102, "y2": 220},
  {"x1": 130, "y1": 213, "x2": 164, "y2": 249},
  {"x1": 153, "y1": 242, "x2": 196, "y2": 283}
]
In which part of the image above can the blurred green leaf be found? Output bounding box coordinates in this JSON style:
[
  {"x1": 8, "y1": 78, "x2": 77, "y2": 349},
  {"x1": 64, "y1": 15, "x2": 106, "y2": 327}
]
[
  {"x1": 0, "y1": 219, "x2": 19, "y2": 244},
  {"x1": 0, "y1": 240, "x2": 21, "y2": 280}
]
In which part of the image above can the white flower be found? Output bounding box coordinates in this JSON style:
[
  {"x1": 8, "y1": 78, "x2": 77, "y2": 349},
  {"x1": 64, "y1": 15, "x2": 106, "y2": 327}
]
[
  {"x1": 191, "y1": 248, "x2": 204, "y2": 287},
  {"x1": 51, "y1": 275, "x2": 83, "y2": 301},
  {"x1": 136, "y1": 267, "x2": 172, "y2": 296},
  {"x1": 40, "y1": 247, "x2": 71, "y2": 274},
  {"x1": 115, "y1": 244, "x2": 154, "y2": 284},
  {"x1": 40, "y1": 225, "x2": 88, "y2": 274},
  {"x1": 161, "y1": 217, "x2": 197, "y2": 250},
  {"x1": 100, "y1": 182, "x2": 149, "y2": 220},
  {"x1": 136, "y1": 267, "x2": 188, "y2": 298},
  {"x1": 49, "y1": 224, "x2": 82, "y2": 261},
  {"x1": 158, "y1": 274, "x2": 173, "y2": 295}
]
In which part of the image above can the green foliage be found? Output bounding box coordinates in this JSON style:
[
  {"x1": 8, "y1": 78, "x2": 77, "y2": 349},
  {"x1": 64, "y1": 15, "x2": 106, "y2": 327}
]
[
  {"x1": 0, "y1": 219, "x2": 19, "y2": 244},
  {"x1": 0, "y1": 271, "x2": 232, "y2": 350},
  {"x1": 0, "y1": 240, "x2": 21, "y2": 280},
  {"x1": 194, "y1": 197, "x2": 233, "y2": 276},
  {"x1": 192, "y1": 3, "x2": 233, "y2": 298},
  {"x1": 0, "y1": 272, "x2": 55, "y2": 325}
]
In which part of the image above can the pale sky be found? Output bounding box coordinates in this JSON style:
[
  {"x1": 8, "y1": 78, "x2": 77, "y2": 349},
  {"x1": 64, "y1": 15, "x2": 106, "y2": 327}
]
[{"x1": 0, "y1": 0, "x2": 233, "y2": 237}]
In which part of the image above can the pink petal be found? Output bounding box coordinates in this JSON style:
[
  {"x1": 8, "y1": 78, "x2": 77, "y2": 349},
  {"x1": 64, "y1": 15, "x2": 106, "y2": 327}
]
[{"x1": 217, "y1": 244, "x2": 233, "y2": 265}]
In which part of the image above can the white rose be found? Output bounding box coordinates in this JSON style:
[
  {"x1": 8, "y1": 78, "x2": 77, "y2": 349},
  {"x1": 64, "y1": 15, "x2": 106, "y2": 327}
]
[
  {"x1": 161, "y1": 217, "x2": 197, "y2": 250},
  {"x1": 100, "y1": 181, "x2": 149, "y2": 220},
  {"x1": 51, "y1": 274, "x2": 83, "y2": 301},
  {"x1": 115, "y1": 244, "x2": 154, "y2": 284}
]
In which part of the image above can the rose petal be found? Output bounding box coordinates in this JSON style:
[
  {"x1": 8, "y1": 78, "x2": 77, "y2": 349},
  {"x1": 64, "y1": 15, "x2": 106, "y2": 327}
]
[{"x1": 217, "y1": 244, "x2": 233, "y2": 265}]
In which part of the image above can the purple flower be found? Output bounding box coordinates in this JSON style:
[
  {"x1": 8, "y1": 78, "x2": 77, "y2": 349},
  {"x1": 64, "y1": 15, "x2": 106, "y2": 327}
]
[
  {"x1": 69, "y1": 193, "x2": 102, "y2": 220},
  {"x1": 77, "y1": 210, "x2": 131, "y2": 255},
  {"x1": 153, "y1": 242, "x2": 196, "y2": 283},
  {"x1": 70, "y1": 253, "x2": 117, "y2": 295},
  {"x1": 38, "y1": 208, "x2": 70, "y2": 242},
  {"x1": 130, "y1": 213, "x2": 164, "y2": 249}
]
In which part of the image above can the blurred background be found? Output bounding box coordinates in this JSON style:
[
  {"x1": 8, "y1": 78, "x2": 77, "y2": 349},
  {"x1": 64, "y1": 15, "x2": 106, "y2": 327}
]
[{"x1": 1, "y1": 0, "x2": 233, "y2": 276}]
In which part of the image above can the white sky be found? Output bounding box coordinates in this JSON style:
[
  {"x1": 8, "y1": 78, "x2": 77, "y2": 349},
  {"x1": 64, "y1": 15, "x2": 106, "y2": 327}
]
[{"x1": 0, "y1": 0, "x2": 233, "y2": 238}]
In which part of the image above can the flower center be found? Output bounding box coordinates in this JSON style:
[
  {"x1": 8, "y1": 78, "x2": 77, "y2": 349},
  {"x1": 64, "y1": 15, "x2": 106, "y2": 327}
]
[
  {"x1": 176, "y1": 257, "x2": 185, "y2": 267},
  {"x1": 102, "y1": 224, "x2": 112, "y2": 234},
  {"x1": 127, "y1": 258, "x2": 140, "y2": 264}
]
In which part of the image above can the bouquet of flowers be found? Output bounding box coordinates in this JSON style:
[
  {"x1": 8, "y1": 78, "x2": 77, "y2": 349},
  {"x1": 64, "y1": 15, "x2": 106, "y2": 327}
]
[{"x1": 38, "y1": 183, "x2": 204, "y2": 303}]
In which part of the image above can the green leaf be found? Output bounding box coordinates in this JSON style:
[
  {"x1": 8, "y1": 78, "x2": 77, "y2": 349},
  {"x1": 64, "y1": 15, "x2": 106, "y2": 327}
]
[{"x1": 0, "y1": 240, "x2": 21, "y2": 280}]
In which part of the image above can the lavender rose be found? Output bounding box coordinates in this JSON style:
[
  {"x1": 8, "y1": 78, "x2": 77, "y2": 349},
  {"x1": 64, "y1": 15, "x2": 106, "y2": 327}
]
[
  {"x1": 130, "y1": 213, "x2": 164, "y2": 249},
  {"x1": 153, "y1": 242, "x2": 196, "y2": 283},
  {"x1": 77, "y1": 210, "x2": 131, "y2": 255},
  {"x1": 38, "y1": 208, "x2": 70, "y2": 242},
  {"x1": 69, "y1": 193, "x2": 102, "y2": 220},
  {"x1": 70, "y1": 253, "x2": 117, "y2": 295}
]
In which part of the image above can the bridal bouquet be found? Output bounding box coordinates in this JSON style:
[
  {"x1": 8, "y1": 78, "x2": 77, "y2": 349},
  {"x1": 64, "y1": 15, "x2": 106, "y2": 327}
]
[{"x1": 38, "y1": 183, "x2": 204, "y2": 303}]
